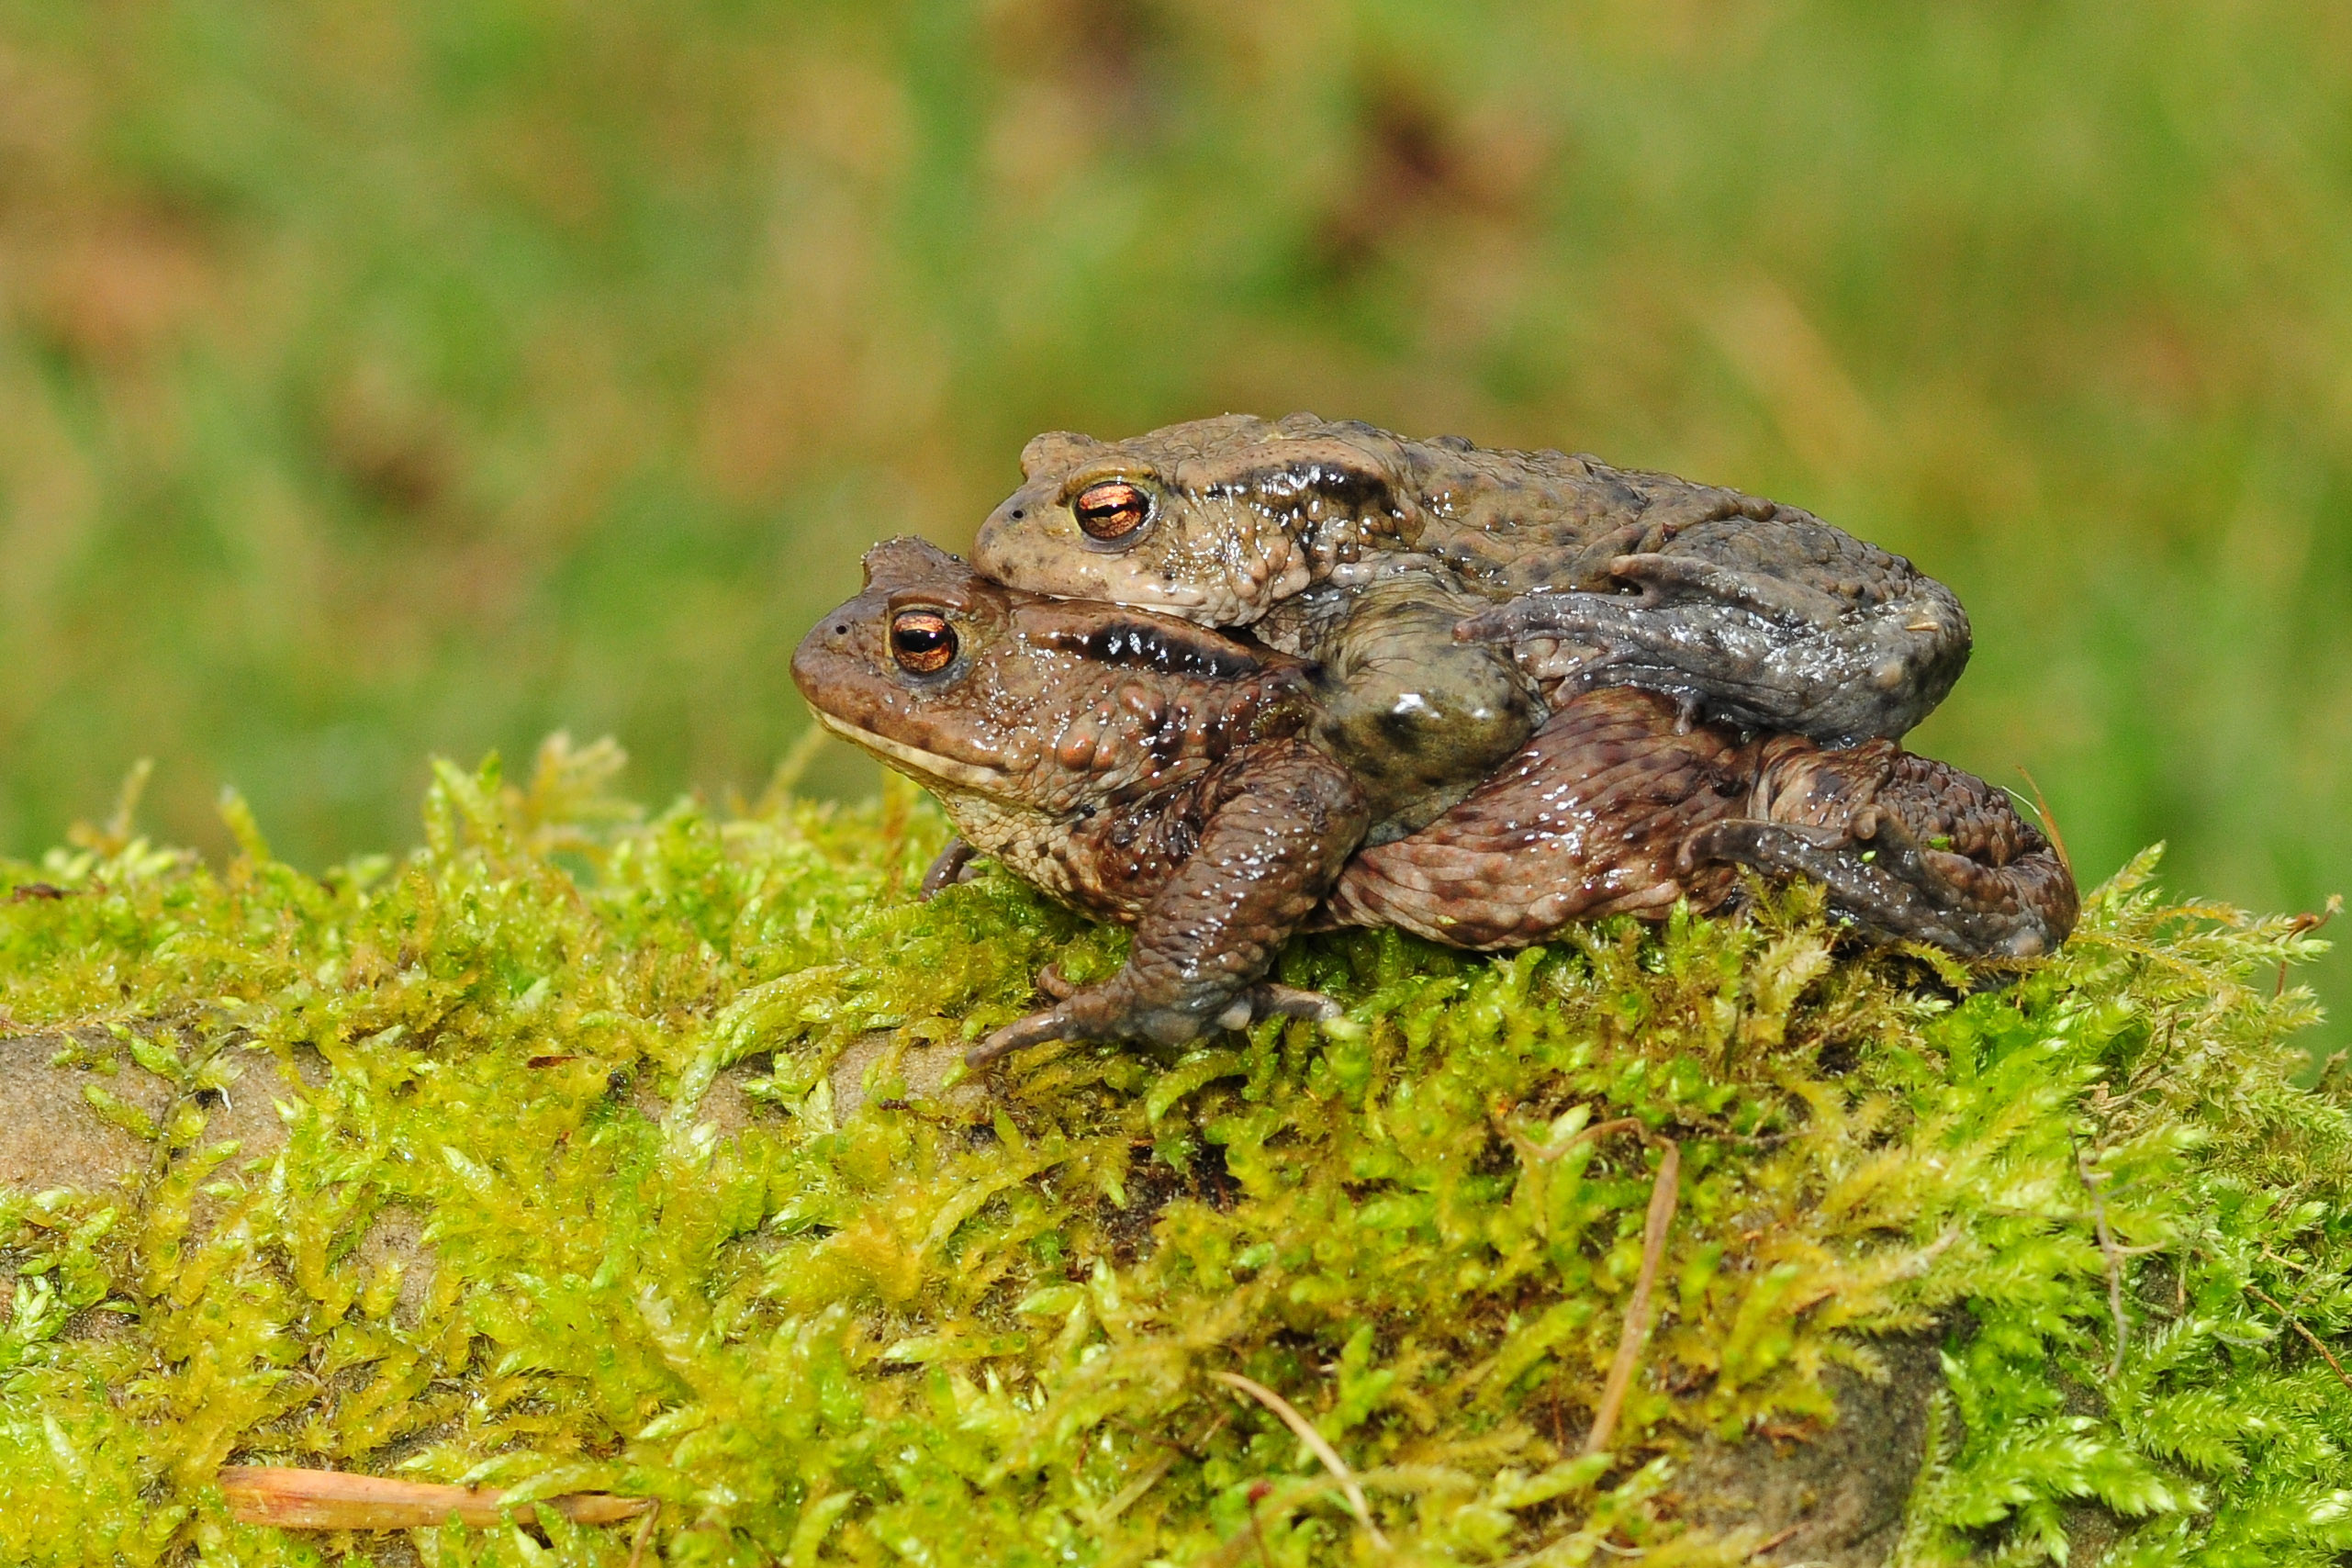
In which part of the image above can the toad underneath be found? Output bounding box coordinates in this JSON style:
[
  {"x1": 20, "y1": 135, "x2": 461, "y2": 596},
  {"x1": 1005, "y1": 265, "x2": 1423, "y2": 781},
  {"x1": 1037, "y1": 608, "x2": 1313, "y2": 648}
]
[{"x1": 792, "y1": 539, "x2": 2075, "y2": 1066}]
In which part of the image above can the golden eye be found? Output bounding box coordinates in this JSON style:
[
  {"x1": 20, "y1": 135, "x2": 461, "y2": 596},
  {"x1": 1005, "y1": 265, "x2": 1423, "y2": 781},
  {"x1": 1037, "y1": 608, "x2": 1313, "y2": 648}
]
[
  {"x1": 890, "y1": 610, "x2": 957, "y2": 674},
  {"x1": 1073, "y1": 480, "x2": 1152, "y2": 543}
]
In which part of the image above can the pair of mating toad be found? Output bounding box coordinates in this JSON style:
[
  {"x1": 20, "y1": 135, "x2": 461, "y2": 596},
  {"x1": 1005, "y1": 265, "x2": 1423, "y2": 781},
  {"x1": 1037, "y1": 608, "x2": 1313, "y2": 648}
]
[{"x1": 791, "y1": 415, "x2": 2075, "y2": 1066}]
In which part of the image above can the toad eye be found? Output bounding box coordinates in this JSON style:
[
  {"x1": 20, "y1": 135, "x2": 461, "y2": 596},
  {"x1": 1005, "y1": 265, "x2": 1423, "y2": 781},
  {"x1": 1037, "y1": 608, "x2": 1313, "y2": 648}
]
[
  {"x1": 1073, "y1": 480, "x2": 1153, "y2": 543},
  {"x1": 890, "y1": 610, "x2": 958, "y2": 674}
]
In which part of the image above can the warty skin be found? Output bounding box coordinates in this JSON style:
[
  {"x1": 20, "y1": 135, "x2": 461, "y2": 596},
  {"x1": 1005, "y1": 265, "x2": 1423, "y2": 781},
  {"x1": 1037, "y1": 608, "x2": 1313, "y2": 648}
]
[
  {"x1": 793, "y1": 539, "x2": 2074, "y2": 1067},
  {"x1": 974, "y1": 412, "x2": 1970, "y2": 746}
]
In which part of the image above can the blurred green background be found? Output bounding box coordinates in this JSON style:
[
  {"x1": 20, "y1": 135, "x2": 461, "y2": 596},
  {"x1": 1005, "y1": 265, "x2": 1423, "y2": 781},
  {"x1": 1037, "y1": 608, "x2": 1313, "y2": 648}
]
[{"x1": 2, "y1": 1, "x2": 2346, "y2": 1032}]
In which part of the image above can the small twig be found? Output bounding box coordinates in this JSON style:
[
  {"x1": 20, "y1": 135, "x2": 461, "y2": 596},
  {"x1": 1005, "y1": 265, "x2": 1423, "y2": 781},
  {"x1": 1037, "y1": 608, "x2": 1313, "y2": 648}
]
[
  {"x1": 2246, "y1": 1286, "x2": 2352, "y2": 1396},
  {"x1": 1585, "y1": 1139, "x2": 1681, "y2": 1456},
  {"x1": 2076, "y1": 1145, "x2": 2130, "y2": 1378},
  {"x1": 1212, "y1": 1372, "x2": 1389, "y2": 1549},
  {"x1": 218, "y1": 1466, "x2": 653, "y2": 1530},
  {"x1": 1753, "y1": 1521, "x2": 1803, "y2": 1556},
  {"x1": 2272, "y1": 1248, "x2": 2332, "y2": 1314},
  {"x1": 626, "y1": 1499, "x2": 659, "y2": 1568}
]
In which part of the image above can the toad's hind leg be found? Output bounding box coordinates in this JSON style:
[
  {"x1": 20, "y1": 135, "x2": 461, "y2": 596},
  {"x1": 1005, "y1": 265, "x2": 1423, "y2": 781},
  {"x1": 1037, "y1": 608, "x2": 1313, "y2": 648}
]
[
  {"x1": 1686, "y1": 740, "x2": 2078, "y2": 958},
  {"x1": 1319, "y1": 689, "x2": 1751, "y2": 949}
]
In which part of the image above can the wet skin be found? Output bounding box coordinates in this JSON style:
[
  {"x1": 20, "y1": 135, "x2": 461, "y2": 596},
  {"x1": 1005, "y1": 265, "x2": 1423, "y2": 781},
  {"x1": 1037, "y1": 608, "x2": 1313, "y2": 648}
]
[
  {"x1": 793, "y1": 540, "x2": 2075, "y2": 1065},
  {"x1": 974, "y1": 413, "x2": 1971, "y2": 747}
]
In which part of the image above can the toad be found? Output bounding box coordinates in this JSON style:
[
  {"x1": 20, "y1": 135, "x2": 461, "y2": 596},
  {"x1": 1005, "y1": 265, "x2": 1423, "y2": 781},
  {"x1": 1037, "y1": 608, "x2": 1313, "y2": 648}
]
[
  {"x1": 973, "y1": 413, "x2": 1970, "y2": 747},
  {"x1": 792, "y1": 539, "x2": 2073, "y2": 1065}
]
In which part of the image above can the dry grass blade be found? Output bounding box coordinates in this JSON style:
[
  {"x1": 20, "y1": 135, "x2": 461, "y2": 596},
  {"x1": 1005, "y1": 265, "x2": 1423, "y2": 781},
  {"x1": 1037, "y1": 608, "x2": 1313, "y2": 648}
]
[
  {"x1": 218, "y1": 1466, "x2": 654, "y2": 1530},
  {"x1": 1584, "y1": 1139, "x2": 1681, "y2": 1457},
  {"x1": 2014, "y1": 767, "x2": 2072, "y2": 876},
  {"x1": 1211, "y1": 1371, "x2": 1391, "y2": 1550}
]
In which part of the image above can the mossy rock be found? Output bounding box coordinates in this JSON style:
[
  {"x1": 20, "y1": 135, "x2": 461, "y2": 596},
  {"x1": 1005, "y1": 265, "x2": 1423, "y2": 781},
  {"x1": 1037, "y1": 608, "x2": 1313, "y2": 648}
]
[{"x1": 3, "y1": 742, "x2": 2349, "y2": 1567}]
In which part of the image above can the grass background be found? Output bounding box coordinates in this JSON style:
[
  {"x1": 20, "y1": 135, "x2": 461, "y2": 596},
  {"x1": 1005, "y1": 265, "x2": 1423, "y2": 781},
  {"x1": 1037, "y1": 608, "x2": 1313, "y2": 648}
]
[{"x1": 0, "y1": 0, "x2": 2347, "y2": 1030}]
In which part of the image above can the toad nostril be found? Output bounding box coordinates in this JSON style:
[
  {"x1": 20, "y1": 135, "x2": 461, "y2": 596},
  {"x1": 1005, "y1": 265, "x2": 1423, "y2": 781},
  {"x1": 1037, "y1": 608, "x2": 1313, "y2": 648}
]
[
  {"x1": 1010, "y1": 508, "x2": 1025, "y2": 519},
  {"x1": 834, "y1": 623, "x2": 848, "y2": 635}
]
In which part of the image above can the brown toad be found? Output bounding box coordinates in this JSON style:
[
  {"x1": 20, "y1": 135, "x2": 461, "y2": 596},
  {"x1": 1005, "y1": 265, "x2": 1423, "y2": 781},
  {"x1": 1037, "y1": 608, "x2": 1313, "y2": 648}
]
[
  {"x1": 973, "y1": 413, "x2": 1970, "y2": 746},
  {"x1": 792, "y1": 539, "x2": 2073, "y2": 1065}
]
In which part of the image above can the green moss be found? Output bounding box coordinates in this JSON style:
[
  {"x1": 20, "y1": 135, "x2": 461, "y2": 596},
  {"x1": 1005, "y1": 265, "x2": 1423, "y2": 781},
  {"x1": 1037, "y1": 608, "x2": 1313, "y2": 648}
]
[{"x1": 2, "y1": 741, "x2": 2347, "y2": 1566}]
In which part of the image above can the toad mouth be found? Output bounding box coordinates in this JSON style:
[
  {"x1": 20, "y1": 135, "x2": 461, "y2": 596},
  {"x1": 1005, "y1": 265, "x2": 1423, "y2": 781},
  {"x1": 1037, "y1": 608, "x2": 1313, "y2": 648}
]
[{"x1": 812, "y1": 710, "x2": 1010, "y2": 794}]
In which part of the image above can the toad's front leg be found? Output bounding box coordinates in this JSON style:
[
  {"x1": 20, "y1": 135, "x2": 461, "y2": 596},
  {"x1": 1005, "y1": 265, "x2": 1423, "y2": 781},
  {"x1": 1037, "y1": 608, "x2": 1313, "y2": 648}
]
[
  {"x1": 1456, "y1": 528, "x2": 1972, "y2": 745},
  {"x1": 969, "y1": 739, "x2": 1370, "y2": 1067}
]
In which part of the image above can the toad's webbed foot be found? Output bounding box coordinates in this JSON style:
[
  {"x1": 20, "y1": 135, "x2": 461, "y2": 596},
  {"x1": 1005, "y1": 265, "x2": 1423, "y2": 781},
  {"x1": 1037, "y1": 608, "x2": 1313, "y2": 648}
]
[
  {"x1": 1686, "y1": 741, "x2": 2077, "y2": 958},
  {"x1": 1456, "y1": 547, "x2": 1971, "y2": 745},
  {"x1": 968, "y1": 980, "x2": 1338, "y2": 1070}
]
